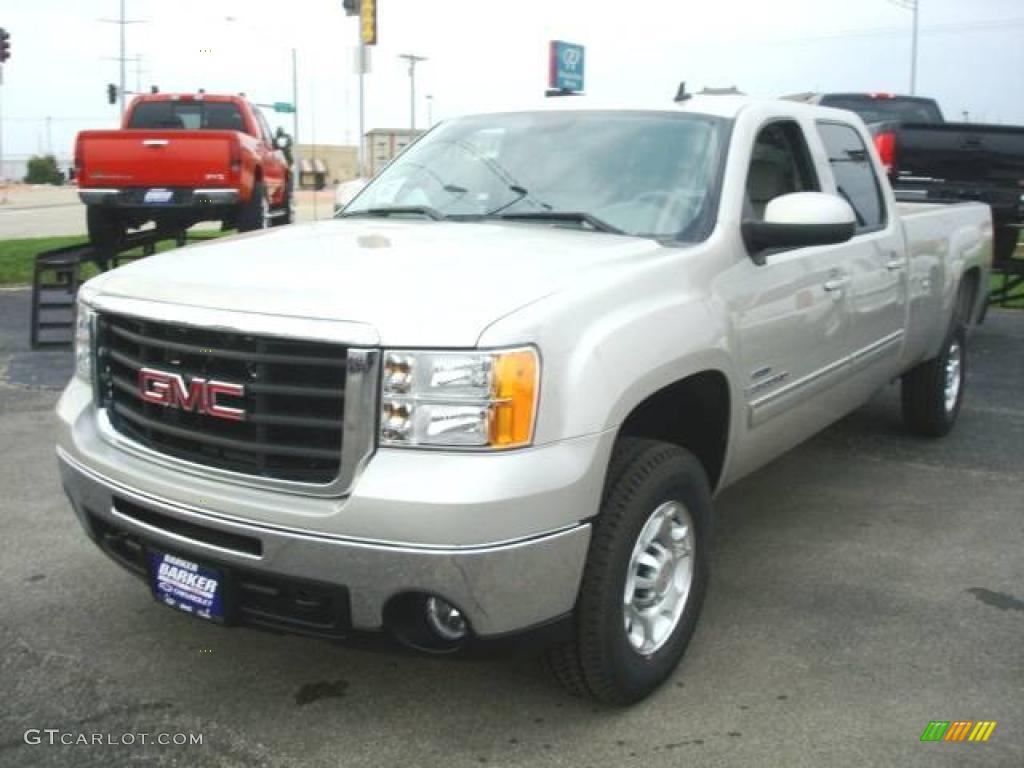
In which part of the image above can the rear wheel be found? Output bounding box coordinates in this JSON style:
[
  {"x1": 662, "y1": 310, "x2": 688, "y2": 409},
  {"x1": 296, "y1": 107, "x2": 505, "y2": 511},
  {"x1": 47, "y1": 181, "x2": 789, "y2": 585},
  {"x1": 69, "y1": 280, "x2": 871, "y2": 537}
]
[
  {"x1": 86, "y1": 206, "x2": 125, "y2": 251},
  {"x1": 901, "y1": 324, "x2": 967, "y2": 437},
  {"x1": 993, "y1": 225, "x2": 1019, "y2": 265},
  {"x1": 271, "y1": 178, "x2": 294, "y2": 227},
  {"x1": 546, "y1": 438, "x2": 711, "y2": 705},
  {"x1": 237, "y1": 179, "x2": 270, "y2": 232}
]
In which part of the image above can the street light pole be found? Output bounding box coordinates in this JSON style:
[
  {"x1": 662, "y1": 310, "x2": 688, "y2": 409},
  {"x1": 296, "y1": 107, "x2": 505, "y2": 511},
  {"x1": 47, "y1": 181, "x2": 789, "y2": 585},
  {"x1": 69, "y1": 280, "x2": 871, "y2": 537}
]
[
  {"x1": 426, "y1": 94, "x2": 433, "y2": 127},
  {"x1": 398, "y1": 53, "x2": 427, "y2": 131},
  {"x1": 358, "y1": 44, "x2": 366, "y2": 177}
]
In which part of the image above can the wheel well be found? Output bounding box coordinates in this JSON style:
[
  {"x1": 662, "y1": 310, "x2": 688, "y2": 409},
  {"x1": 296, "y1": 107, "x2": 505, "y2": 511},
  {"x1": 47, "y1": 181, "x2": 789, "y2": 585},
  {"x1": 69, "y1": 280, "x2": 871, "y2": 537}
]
[
  {"x1": 958, "y1": 267, "x2": 981, "y2": 324},
  {"x1": 617, "y1": 371, "x2": 730, "y2": 490}
]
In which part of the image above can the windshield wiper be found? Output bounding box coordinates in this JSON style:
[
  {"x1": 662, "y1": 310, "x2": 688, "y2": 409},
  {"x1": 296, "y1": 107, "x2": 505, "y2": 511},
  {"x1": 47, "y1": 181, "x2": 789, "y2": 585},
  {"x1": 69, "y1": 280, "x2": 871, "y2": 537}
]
[
  {"x1": 497, "y1": 211, "x2": 624, "y2": 235},
  {"x1": 341, "y1": 206, "x2": 447, "y2": 221}
]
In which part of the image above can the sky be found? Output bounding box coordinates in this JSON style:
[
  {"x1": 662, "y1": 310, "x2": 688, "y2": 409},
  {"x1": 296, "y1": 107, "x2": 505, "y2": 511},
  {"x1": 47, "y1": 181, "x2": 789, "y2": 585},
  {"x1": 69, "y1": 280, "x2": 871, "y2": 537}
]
[{"x1": 1, "y1": 0, "x2": 1023, "y2": 170}]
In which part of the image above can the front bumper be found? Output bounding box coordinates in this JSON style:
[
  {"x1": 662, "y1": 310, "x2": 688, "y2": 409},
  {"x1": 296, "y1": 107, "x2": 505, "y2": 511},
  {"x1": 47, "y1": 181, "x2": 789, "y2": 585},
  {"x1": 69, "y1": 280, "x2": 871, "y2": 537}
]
[
  {"x1": 79, "y1": 188, "x2": 240, "y2": 207},
  {"x1": 57, "y1": 380, "x2": 611, "y2": 639}
]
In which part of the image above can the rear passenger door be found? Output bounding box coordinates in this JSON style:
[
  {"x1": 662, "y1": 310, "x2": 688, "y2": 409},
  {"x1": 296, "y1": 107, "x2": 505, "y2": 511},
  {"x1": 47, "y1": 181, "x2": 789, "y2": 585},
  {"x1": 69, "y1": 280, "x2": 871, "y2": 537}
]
[{"x1": 813, "y1": 121, "x2": 906, "y2": 394}]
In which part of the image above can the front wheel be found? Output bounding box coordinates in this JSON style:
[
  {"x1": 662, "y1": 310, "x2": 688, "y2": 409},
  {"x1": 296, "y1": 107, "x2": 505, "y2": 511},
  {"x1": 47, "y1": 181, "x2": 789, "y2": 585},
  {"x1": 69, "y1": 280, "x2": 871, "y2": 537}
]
[
  {"x1": 546, "y1": 438, "x2": 711, "y2": 705},
  {"x1": 901, "y1": 325, "x2": 967, "y2": 437}
]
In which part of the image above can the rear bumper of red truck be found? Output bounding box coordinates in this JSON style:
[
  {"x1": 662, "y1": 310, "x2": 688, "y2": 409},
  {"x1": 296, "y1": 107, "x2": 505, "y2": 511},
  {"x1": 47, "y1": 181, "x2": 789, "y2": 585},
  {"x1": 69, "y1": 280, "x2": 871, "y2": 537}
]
[{"x1": 79, "y1": 187, "x2": 240, "y2": 207}]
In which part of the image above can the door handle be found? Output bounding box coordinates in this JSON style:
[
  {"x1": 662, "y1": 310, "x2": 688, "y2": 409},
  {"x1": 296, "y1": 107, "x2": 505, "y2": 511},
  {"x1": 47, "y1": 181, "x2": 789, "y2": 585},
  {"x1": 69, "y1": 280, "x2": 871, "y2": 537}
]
[
  {"x1": 823, "y1": 277, "x2": 849, "y2": 292},
  {"x1": 142, "y1": 139, "x2": 169, "y2": 147},
  {"x1": 885, "y1": 257, "x2": 906, "y2": 271}
]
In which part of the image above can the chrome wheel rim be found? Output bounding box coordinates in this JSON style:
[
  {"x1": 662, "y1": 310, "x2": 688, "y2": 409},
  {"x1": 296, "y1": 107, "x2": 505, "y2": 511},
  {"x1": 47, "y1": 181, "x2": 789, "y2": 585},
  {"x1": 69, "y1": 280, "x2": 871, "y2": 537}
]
[
  {"x1": 623, "y1": 500, "x2": 695, "y2": 656},
  {"x1": 944, "y1": 340, "x2": 962, "y2": 413},
  {"x1": 260, "y1": 195, "x2": 270, "y2": 228}
]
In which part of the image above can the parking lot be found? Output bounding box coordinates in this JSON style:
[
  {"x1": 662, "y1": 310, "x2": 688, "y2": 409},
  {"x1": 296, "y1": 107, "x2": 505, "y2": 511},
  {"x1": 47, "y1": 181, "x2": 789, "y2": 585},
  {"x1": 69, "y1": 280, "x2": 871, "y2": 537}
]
[{"x1": 1, "y1": 286, "x2": 1020, "y2": 767}]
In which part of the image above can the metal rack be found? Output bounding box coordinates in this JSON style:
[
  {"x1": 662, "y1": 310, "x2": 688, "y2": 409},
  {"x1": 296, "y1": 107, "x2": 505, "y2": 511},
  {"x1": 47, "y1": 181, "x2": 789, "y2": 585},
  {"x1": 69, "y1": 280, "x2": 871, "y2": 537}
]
[{"x1": 29, "y1": 229, "x2": 188, "y2": 348}]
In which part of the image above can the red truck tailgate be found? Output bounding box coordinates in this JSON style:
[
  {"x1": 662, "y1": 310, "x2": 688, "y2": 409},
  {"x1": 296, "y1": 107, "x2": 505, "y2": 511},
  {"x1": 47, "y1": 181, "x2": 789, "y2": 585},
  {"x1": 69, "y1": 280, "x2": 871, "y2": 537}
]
[{"x1": 78, "y1": 130, "x2": 238, "y2": 188}]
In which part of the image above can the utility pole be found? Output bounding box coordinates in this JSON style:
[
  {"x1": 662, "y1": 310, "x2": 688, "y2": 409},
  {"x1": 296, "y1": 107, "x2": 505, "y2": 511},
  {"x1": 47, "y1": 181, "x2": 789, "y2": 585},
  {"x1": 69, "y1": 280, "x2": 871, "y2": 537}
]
[
  {"x1": 398, "y1": 54, "x2": 427, "y2": 130},
  {"x1": 0, "y1": 27, "x2": 8, "y2": 185},
  {"x1": 888, "y1": 0, "x2": 919, "y2": 94},
  {"x1": 99, "y1": 1, "x2": 144, "y2": 117},
  {"x1": 426, "y1": 94, "x2": 433, "y2": 127},
  {"x1": 910, "y1": 0, "x2": 919, "y2": 95},
  {"x1": 291, "y1": 48, "x2": 299, "y2": 146}
]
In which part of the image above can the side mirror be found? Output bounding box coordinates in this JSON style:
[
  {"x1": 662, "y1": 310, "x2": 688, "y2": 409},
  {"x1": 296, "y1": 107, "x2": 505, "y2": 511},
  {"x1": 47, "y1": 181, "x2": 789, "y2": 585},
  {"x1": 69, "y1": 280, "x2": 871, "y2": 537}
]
[
  {"x1": 273, "y1": 131, "x2": 293, "y2": 151},
  {"x1": 742, "y1": 192, "x2": 856, "y2": 264}
]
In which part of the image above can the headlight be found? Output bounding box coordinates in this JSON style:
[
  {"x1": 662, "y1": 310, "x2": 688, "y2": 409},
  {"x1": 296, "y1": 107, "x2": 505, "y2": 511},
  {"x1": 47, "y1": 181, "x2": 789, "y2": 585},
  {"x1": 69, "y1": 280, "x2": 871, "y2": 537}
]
[
  {"x1": 380, "y1": 347, "x2": 539, "y2": 449},
  {"x1": 74, "y1": 302, "x2": 95, "y2": 384}
]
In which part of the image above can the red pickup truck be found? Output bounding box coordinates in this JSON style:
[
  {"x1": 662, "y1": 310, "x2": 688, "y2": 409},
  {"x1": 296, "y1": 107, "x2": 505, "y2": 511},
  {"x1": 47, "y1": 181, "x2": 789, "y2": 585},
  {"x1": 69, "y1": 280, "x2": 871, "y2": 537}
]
[{"x1": 75, "y1": 93, "x2": 293, "y2": 247}]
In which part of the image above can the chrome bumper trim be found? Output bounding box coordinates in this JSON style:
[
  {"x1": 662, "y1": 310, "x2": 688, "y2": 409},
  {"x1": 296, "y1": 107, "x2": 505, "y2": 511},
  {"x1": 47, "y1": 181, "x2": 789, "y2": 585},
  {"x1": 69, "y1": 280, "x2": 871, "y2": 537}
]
[
  {"x1": 192, "y1": 188, "x2": 239, "y2": 204},
  {"x1": 59, "y1": 448, "x2": 591, "y2": 635},
  {"x1": 78, "y1": 189, "x2": 121, "y2": 204}
]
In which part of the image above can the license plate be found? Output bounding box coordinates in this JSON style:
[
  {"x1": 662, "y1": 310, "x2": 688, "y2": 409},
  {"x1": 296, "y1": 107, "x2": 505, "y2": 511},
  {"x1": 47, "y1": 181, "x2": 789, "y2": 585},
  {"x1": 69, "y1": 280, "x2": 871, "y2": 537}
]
[
  {"x1": 143, "y1": 188, "x2": 174, "y2": 204},
  {"x1": 149, "y1": 551, "x2": 225, "y2": 622}
]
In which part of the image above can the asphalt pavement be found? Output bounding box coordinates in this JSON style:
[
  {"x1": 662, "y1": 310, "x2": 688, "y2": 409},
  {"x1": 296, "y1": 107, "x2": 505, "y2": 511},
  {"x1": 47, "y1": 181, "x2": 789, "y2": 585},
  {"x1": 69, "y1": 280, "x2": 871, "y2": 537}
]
[{"x1": 0, "y1": 288, "x2": 1021, "y2": 767}]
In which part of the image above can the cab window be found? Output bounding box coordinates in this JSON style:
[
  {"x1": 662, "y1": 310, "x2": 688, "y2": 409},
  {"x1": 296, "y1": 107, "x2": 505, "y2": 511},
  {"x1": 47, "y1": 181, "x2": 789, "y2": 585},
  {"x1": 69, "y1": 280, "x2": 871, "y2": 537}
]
[
  {"x1": 744, "y1": 121, "x2": 819, "y2": 220},
  {"x1": 816, "y1": 122, "x2": 887, "y2": 232}
]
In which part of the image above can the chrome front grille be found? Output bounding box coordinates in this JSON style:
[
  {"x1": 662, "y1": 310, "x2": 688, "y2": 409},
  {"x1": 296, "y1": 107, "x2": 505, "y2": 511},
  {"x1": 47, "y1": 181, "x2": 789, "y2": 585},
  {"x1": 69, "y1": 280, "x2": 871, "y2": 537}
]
[{"x1": 96, "y1": 312, "x2": 352, "y2": 485}]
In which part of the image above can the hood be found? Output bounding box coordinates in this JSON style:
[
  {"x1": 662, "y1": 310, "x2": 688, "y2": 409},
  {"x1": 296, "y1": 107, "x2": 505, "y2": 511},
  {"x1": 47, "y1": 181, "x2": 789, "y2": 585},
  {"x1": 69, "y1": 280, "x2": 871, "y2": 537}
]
[{"x1": 88, "y1": 218, "x2": 663, "y2": 347}]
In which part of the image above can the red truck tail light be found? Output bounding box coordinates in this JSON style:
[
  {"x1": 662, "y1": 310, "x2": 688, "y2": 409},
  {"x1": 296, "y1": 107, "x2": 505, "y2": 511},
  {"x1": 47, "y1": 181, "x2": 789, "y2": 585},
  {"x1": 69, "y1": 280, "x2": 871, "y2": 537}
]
[
  {"x1": 229, "y1": 139, "x2": 241, "y2": 175},
  {"x1": 874, "y1": 131, "x2": 896, "y2": 176}
]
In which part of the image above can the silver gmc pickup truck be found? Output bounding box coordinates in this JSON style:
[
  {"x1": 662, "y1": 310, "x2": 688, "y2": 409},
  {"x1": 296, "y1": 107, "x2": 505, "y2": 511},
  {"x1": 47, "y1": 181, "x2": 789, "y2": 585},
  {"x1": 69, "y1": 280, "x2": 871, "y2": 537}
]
[{"x1": 58, "y1": 95, "x2": 991, "y2": 704}]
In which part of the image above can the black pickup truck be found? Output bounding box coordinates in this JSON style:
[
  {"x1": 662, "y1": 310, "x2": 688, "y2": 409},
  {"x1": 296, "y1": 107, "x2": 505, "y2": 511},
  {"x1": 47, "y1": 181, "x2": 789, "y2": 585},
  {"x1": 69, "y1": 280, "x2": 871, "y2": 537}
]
[{"x1": 784, "y1": 92, "x2": 1024, "y2": 263}]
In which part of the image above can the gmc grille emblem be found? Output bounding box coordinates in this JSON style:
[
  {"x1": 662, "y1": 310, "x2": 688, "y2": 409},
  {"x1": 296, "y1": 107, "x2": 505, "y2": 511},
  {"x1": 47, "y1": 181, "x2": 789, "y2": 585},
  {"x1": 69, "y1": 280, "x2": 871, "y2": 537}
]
[{"x1": 138, "y1": 367, "x2": 246, "y2": 422}]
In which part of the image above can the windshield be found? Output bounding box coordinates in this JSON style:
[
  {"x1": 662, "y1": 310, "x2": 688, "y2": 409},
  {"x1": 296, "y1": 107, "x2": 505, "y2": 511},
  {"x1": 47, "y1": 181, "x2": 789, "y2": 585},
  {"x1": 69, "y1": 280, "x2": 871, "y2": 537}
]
[
  {"x1": 344, "y1": 111, "x2": 729, "y2": 239},
  {"x1": 820, "y1": 96, "x2": 944, "y2": 125}
]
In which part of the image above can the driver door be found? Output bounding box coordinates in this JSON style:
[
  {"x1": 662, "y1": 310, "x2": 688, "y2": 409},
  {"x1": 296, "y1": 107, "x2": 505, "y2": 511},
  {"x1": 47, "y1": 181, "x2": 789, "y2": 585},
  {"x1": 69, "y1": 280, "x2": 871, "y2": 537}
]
[{"x1": 719, "y1": 119, "x2": 853, "y2": 479}]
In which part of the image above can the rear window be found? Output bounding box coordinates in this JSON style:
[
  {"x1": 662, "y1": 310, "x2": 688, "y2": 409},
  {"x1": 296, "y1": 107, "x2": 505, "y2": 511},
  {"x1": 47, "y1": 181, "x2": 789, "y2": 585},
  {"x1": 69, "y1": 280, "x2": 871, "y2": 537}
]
[
  {"x1": 820, "y1": 96, "x2": 944, "y2": 125},
  {"x1": 127, "y1": 101, "x2": 248, "y2": 132}
]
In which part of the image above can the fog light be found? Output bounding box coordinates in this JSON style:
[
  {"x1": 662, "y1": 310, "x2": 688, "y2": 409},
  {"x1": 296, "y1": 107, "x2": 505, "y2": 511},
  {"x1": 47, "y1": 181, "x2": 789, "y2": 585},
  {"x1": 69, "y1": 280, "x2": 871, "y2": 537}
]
[{"x1": 425, "y1": 596, "x2": 468, "y2": 641}]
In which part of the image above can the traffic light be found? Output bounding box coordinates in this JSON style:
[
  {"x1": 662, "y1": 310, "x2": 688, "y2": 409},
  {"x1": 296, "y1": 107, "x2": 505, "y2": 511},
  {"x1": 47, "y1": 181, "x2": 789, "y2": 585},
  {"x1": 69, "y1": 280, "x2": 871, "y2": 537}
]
[
  {"x1": 0, "y1": 28, "x2": 11, "y2": 63},
  {"x1": 342, "y1": 0, "x2": 359, "y2": 15},
  {"x1": 107, "y1": 83, "x2": 117, "y2": 105}
]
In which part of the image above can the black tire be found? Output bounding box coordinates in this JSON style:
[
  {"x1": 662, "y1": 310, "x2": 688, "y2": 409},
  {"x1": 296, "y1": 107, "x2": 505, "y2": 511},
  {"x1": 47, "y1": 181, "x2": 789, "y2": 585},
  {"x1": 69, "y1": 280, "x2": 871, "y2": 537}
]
[
  {"x1": 237, "y1": 179, "x2": 269, "y2": 232},
  {"x1": 271, "y1": 177, "x2": 294, "y2": 227},
  {"x1": 992, "y1": 225, "x2": 1019, "y2": 265},
  {"x1": 901, "y1": 324, "x2": 967, "y2": 437},
  {"x1": 86, "y1": 205, "x2": 125, "y2": 250},
  {"x1": 546, "y1": 438, "x2": 711, "y2": 705}
]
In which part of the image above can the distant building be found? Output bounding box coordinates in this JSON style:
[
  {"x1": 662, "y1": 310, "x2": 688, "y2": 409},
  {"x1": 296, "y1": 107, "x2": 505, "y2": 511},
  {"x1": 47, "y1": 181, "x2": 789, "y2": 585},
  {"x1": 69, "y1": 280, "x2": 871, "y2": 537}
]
[
  {"x1": 294, "y1": 144, "x2": 358, "y2": 190},
  {"x1": 364, "y1": 129, "x2": 424, "y2": 177}
]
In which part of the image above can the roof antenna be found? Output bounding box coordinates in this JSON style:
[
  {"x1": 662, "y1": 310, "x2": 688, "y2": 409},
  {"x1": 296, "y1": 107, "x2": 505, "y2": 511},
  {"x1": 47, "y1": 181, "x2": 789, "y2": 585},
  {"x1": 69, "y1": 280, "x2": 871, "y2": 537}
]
[{"x1": 674, "y1": 82, "x2": 691, "y2": 103}]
